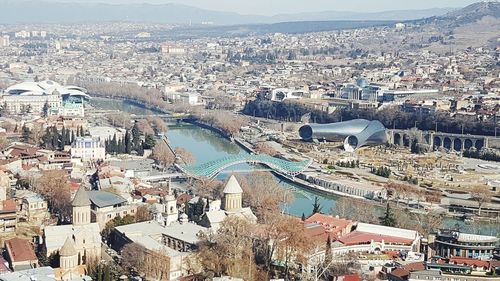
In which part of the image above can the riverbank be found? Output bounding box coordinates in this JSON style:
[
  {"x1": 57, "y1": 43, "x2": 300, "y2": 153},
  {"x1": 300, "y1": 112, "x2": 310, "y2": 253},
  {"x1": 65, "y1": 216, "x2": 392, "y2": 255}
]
[{"x1": 90, "y1": 97, "x2": 499, "y2": 234}]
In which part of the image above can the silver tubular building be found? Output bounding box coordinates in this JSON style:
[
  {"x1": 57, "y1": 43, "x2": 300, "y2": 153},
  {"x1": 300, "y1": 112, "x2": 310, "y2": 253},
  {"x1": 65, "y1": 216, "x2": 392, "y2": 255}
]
[{"x1": 299, "y1": 119, "x2": 387, "y2": 152}]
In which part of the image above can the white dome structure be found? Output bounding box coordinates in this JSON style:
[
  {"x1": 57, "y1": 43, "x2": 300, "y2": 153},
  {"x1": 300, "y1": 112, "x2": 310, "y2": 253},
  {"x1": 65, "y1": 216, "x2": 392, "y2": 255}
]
[{"x1": 1, "y1": 80, "x2": 90, "y2": 117}]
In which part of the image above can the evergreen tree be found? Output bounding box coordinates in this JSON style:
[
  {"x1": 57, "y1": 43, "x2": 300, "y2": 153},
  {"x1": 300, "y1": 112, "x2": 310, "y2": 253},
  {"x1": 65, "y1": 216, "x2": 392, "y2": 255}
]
[
  {"x1": 324, "y1": 235, "x2": 332, "y2": 266},
  {"x1": 301, "y1": 212, "x2": 306, "y2": 221},
  {"x1": 124, "y1": 130, "x2": 131, "y2": 154},
  {"x1": 103, "y1": 265, "x2": 111, "y2": 281},
  {"x1": 379, "y1": 203, "x2": 397, "y2": 227},
  {"x1": 144, "y1": 134, "x2": 156, "y2": 149},
  {"x1": 111, "y1": 134, "x2": 118, "y2": 153},
  {"x1": 192, "y1": 197, "x2": 205, "y2": 222},
  {"x1": 61, "y1": 127, "x2": 67, "y2": 147},
  {"x1": 119, "y1": 138, "x2": 126, "y2": 154},
  {"x1": 22, "y1": 125, "x2": 31, "y2": 143},
  {"x1": 71, "y1": 130, "x2": 76, "y2": 143},
  {"x1": 131, "y1": 122, "x2": 141, "y2": 148},
  {"x1": 311, "y1": 196, "x2": 323, "y2": 215},
  {"x1": 42, "y1": 101, "x2": 49, "y2": 117}
]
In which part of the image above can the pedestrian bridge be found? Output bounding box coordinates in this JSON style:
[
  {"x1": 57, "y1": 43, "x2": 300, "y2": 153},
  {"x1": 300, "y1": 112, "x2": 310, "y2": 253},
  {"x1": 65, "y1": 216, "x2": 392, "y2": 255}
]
[{"x1": 178, "y1": 154, "x2": 312, "y2": 179}]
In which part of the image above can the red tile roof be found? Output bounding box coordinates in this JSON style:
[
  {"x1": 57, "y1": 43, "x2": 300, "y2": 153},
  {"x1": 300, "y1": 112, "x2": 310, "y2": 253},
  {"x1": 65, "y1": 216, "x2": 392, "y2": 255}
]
[
  {"x1": 5, "y1": 238, "x2": 37, "y2": 263},
  {"x1": 338, "y1": 230, "x2": 414, "y2": 246},
  {"x1": 403, "y1": 262, "x2": 425, "y2": 272},
  {"x1": 449, "y1": 256, "x2": 490, "y2": 268},
  {"x1": 341, "y1": 274, "x2": 361, "y2": 281},
  {"x1": 304, "y1": 213, "x2": 353, "y2": 239},
  {"x1": 389, "y1": 268, "x2": 409, "y2": 278}
]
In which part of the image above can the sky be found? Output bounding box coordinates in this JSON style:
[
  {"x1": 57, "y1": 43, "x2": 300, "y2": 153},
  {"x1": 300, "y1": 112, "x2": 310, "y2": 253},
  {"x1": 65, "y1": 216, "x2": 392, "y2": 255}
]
[{"x1": 50, "y1": 0, "x2": 481, "y2": 15}]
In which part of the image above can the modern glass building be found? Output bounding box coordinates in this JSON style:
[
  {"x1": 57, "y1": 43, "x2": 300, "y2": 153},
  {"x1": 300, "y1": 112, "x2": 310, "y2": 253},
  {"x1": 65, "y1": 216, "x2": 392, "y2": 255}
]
[
  {"x1": 432, "y1": 229, "x2": 499, "y2": 259},
  {"x1": 299, "y1": 119, "x2": 387, "y2": 151}
]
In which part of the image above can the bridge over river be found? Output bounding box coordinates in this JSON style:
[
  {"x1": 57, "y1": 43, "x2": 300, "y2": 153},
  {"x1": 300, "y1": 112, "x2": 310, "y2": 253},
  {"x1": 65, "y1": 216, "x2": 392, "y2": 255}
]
[{"x1": 177, "y1": 154, "x2": 312, "y2": 179}]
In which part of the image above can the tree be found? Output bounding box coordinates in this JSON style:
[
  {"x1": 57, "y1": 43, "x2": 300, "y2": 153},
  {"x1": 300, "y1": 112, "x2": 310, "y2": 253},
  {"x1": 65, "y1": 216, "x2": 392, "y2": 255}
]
[
  {"x1": 135, "y1": 205, "x2": 152, "y2": 222},
  {"x1": 470, "y1": 185, "x2": 491, "y2": 216},
  {"x1": 122, "y1": 243, "x2": 147, "y2": 272},
  {"x1": 131, "y1": 121, "x2": 142, "y2": 148},
  {"x1": 33, "y1": 170, "x2": 72, "y2": 223},
  {"x1": 254, "y1": 142, "x2": 277, "y2": 156},
  {"x1": 151, "y1": 141, "x2": 175, "y2": 167},
  {"x1": 311, "y1": 196, "x2": 323, "y2": 215},
  {"x1": 143, "y1": 134, "x2": 156, "y2": 149},
  {"x1": 194, "y1": 177, "x2": 224, "y2": 200},
  {"x1": 124, "y1": 130, "x2": 131, "y2": 154},
  {"x1": 237, "y1": 172, "x2": 293, "y2": 223},
  {"x1": 22, "y1": 125, "x2": 31, "y2": 143},
  {"x1": 379, "y1": 203, "x2": 396, "y2": 227},
  {"x1": 333, "y1": 197, "x2": 379, "y2": 224},
  {"x1": 42, "y1": 101, "x2": 49, "y2": 117},
  {"x1": 192, "y1": 216, "x2": 263, "y2": 280},
  {"x1": 174, "y1": 147, "x2": 195, "y2": 164}
]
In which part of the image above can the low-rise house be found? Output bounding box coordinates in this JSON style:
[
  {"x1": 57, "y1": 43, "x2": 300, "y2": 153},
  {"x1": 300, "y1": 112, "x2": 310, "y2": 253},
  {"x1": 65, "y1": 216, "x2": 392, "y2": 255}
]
[
  {"x1": 0, "y1": 199, "x2": 17, "y2": 232},
  {"x1": 87, "y1": 190, "x2": 136, "y2": 229},
  {"x1": 14, "y1": 190, "x2": 48, "y2": 223},
  {"x1": 4, "y1": 238, "x2": 38, "y2": 271},
  {"x1": 113, "y1": 218, "x2": 208, "y2": 281}
]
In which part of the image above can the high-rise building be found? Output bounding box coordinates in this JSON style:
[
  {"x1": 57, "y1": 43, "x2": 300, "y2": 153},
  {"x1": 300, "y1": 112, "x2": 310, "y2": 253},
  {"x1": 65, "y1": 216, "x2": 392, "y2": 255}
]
[{"x1": 0, "y1": 35, "x2": 9, "y2": 47}]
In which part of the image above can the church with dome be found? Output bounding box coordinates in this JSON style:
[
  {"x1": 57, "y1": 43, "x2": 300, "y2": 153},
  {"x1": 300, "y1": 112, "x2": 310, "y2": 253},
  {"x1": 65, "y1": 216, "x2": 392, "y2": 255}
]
[
  {"x1": 43, "y1": 186, "x2": 102, "y2": 280},
  {"x1": 200, "y1": 175, "x2": 257, "y2": 230}
]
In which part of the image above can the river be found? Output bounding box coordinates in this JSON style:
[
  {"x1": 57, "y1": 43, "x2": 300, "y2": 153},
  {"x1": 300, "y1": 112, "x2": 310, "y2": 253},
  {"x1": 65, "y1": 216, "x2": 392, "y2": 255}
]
[{"x1": 90, "y1": 97, "x2": 499, "y2": 235}]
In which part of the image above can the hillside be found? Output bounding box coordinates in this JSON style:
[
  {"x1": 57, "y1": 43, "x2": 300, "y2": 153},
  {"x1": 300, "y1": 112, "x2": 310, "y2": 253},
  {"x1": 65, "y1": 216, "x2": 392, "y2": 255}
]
[{"x1": 0, "y1": 0, "x2": 451, "y2": 25}]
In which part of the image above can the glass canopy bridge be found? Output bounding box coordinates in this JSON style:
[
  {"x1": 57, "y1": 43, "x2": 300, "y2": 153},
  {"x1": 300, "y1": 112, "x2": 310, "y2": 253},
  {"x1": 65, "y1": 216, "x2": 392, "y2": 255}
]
[{"x1": 177, "y1": 154, "x2": 312, "y2": 179}]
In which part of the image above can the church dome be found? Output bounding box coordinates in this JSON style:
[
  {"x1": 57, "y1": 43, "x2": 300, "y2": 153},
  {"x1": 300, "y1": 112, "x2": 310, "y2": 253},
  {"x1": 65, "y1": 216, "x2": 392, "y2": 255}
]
[
  {"x1": 222, "y1": 175, "x2": 243, "y2": 194},
  {"x1": 60, "y1": 237, "x2": 77, "y2": 257}
]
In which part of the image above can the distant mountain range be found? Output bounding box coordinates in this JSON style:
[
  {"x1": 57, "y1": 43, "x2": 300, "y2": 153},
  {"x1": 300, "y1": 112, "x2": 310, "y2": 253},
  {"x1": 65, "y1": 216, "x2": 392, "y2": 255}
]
[
  {"x1": 0, "y1": 0, "x2": 455, "y2": 25},
  {"x1": 410, "y1": 1, "x2": 500, "y2": 26}
]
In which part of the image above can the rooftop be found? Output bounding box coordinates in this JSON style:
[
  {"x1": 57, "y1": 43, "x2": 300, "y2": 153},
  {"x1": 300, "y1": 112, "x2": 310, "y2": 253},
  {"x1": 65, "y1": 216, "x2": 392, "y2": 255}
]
[
  {"x1": 87, "y1": 191, "x2": 127, "y2": 208},
  {"x1": 5, "y1": 238, "x2": 37, "y2": 263},
  {"x1": 71, "y1": 186, "x2": 90, "y2": 207}
]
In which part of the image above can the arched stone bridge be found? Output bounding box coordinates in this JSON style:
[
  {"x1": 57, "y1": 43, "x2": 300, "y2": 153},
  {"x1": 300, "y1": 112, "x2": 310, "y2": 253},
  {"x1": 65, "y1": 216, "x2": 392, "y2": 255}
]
[
  {"x1": 388, "y1": 129, "x2": 499, "y2": 152},
  {"x1": 178, "y1": 154, "x2": 312, "y2": 179}
]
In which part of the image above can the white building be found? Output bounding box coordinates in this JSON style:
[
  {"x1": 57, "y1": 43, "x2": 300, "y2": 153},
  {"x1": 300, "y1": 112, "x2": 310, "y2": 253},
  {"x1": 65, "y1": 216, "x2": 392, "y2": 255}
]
[
  {"x1": 0, "y1": 35, "x2": 9, "y2": 47},
  {"x1": 1, "y1": 80, "x2": 90, "y2": 117},
  {"x1": 71, "y1": 137, "x2": 106, "y2": 162}
]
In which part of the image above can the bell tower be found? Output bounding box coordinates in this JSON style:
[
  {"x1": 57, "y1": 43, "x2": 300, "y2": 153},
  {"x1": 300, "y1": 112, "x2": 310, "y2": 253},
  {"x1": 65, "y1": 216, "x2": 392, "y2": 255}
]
[{"x1": 72, "y1": 186, "x2": 91, "y2": 225}]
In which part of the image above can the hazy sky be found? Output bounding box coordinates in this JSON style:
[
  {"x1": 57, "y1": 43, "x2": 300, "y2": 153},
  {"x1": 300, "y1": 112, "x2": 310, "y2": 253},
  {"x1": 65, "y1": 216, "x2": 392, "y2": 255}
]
[{"x1": 52, "y1": 0, "x2": 480, "y2": 15}]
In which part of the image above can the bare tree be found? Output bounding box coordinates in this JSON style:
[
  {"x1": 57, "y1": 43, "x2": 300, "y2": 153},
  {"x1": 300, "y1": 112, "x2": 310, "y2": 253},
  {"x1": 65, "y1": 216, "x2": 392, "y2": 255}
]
[
  {"x1": 194, "y1": 177, "x2": 224, "y2": 200},
  {"x1": 136, "y1": 119, "x2": 155, "y2": 135},
  {"x1": 135, "y1": 205, "x2": 152, "y2": 222},
  {"x1": 332, "y1": 197, "x2": 379, "y2": 224},
  {"x1": 174, "y1": 147, "x2": 196, "y2": 164},
  {"x1": 33, "y1": 170, "x2": 72, "y2": 221},
  {"x1": 237, "y1": 172, "x2": 293, "y2": 223},
  {"x1": 192, "y1": 216, "x2": 265, "y2": 280},
  {"x1": 254, "y1": 142, "x2": 278, "y2": 156},
  {"x1": 470, "y1": 185, "x2": 492, "y2": 216},
  {"x1": 107, "y1": 112, "x2": 132, "y2": 129},
  {"x1": 147, "y1": 116, "x2": 168, "y2": 134},
  {"x1": 151, "y1": 141, "x2": 175, "y2": 168}
]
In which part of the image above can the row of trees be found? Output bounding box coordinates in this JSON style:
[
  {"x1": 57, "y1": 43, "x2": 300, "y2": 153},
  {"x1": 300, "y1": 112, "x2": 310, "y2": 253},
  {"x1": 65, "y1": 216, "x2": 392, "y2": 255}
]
[
  {"x1": 463, "y1": 148, "x2": 500, "y2": 162},
  {"x1": 22, "y1": 125, "x2": 85, "y2": 148},
  {"x1": 243, "y1": 98, "x2": 498, "y2": 136},
  {"x1": 370, "y1": 166, "x2": 392, "y2": 178},
  {"x1": 105, "y1": 122, "x2": 158, "y2": 156},
  {"x1": 39, "y1": 126, "x2": 85, "y2": 150}
]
